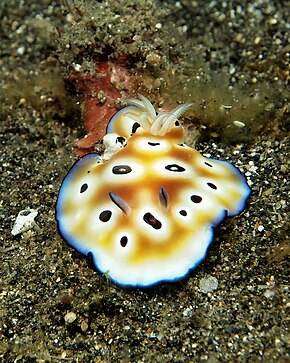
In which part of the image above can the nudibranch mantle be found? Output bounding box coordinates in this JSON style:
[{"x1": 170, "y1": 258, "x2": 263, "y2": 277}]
[{"x1": 56, "y1": 95, "x2": 251, "y2": 287}]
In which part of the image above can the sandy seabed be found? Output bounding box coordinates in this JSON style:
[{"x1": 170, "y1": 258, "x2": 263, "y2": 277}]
[{"x1": 0, "y1": 1, "x2": 289, "y2": 362}]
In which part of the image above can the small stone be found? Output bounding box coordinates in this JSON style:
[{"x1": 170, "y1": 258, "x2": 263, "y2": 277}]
[
  {"x1": 72, "y1": 63, "x2": 81, "y2": 72},
  {"x1": 81, "y1": 320, "x2": 89, "y2": 332},
  {"x1": 280, "y1": 165, "x2": 286, "y2": 173},
  {"x1": 268, "y1": 18, "x2": 277, "y2": 25},
  {"x1": 18, "y1": 98, "x2": 26, "y2": 105},
  {"x1": 264, "y1": 289, "x2": 276, "y2": 298},
  {"x1": 146, "y1": 53, "x2": 162, "y2": 65},
  {"x1": 233, "y1": 120, "x2": 246, "y2": 128},
  {"x1": 182, "y1": 306, "x2": 193, "y2": 316},
  {"x1": 64, "y1": 311, "x2": 77, "y2": 324},
  {"x1": 199, "y1": 275, "x2": 219, "y2": 293},
  {"x1": 16, "y1": 45, "x2": 25, "y2": 55},
  {"x1": 254, "y1": 37, "x2": 261, "y2": 45},
  {"x1": 257, "y1": 224, "x2": 265, "y2": 232}
]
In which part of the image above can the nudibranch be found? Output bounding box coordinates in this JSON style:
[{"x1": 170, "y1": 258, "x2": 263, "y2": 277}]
[{"x1": 56, "y1": 95, "x2": 250, "y2": 287}]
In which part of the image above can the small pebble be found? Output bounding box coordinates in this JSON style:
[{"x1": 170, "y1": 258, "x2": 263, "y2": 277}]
[
  {"x1": 233, "y1": 120, "x2": 246, "y2": 128},
  {"x1": 64, "y1": 311, "x2": 77, "y2": 324},
  {"x1": 257, "y1": 224, "x2": 265, "y2": 232},
  {"x1": 199, "y1": 275, "x2": 219, "y2": 293},
  {"x1": 81, "y1": 320, "x2": 89, "y2": 332},
  {"x1": 16, "y1": 45, "x2": 25, "y2": 55},
  {"x1": 264, "y1": 289, "x2": 276, "y2": 298}
]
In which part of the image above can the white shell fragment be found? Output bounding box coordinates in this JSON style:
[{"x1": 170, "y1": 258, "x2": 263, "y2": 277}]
[{"x1": 11, "y1": 208, "x2": 38, "y2": 236}]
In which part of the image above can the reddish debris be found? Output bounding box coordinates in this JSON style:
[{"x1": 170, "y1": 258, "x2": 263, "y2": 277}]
[{"x1": 69, "y1": 60, "x2": 132, "y2": 156}]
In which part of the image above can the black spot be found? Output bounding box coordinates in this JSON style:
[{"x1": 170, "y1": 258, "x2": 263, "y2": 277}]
[
  {"x1": 165, "y1": 164, "x2": 185, "y2": 172},
  {"x1": 174, "y1": 121, "x2": 180, "y2": 126},
  {"x1": 80, "y1": 183, "x2": 88, "y2": 193},
  {"x1": 99, "y1": 210, "x2": 112, "y2": 222},
  {"x1": 143, "y1": 212, "x2": 162, "y2": 230},
  {"x1": 148, "y1": 142, "x2": 160, "y2": 146},
  {"x1": 116, "y1": 136, "x2": 126, "y2": 144},
  {"x1": 204, "y1": 162, "x2": 213, "y2": 168},
  {"x1": 132, "y1": 122, "x2": 140, "y2": 134},
  {"x1": 179, "y1": 210, "x2": 187, "y2": 216},
  {"x1": 207, "y1": 182, "x2": 217, "y2": 190},
  {"x1": 120, "y1": 236, "x2": 128, "y2": 247},
  {"x1": 191, "y1": 195, "x2": 202, "y2": 203},
  {"x1": 112, "y1": 165, "x2": 132, "y2": 174},
  {"x1": 87, "y1": 170, "x2": 91, "y2": 173}
]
